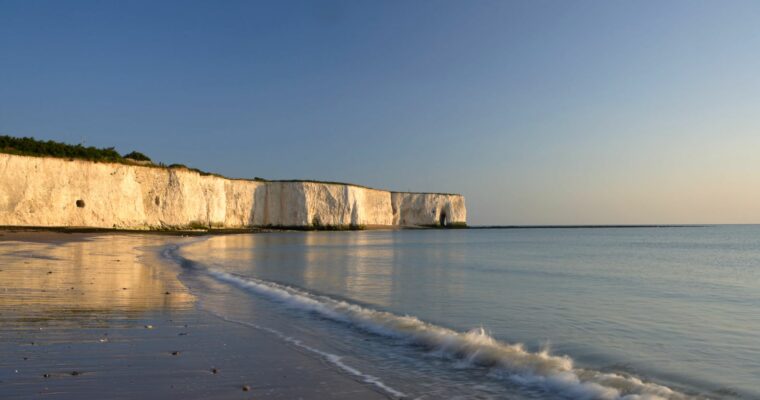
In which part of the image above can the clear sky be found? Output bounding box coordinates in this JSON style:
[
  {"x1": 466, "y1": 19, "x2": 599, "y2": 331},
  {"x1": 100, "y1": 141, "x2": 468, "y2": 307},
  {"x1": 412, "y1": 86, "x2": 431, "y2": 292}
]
[{"x1": 1, "y1": 1, "x2": 759, "y2": 225}]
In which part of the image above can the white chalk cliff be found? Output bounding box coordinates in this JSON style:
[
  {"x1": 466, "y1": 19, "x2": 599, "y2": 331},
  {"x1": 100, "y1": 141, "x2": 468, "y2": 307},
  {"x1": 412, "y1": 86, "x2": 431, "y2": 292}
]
[{"x1": 0, "y1": 153, "x2": 466, "y2": 230}]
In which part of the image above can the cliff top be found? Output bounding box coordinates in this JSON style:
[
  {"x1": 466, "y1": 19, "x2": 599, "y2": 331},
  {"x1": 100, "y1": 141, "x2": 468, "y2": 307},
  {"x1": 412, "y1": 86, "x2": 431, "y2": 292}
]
[{"x1": 0, "y1": 134, "x2": 461, "y2": 196}]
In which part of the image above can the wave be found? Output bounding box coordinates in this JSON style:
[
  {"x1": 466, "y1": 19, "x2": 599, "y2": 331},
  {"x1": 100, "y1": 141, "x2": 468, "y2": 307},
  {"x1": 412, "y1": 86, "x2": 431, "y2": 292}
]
[{"x1": 166, "y1": 244, "x2": 693, "y2": 400}]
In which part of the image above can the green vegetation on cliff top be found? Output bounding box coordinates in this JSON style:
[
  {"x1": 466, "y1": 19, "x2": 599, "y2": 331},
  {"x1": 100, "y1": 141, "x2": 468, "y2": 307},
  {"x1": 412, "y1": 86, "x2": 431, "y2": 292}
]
[
  {"x1": 0, "y1": 134, "x2": 460, "y2": 195},
  {"x1": 0, "y1": 134, "x2": 235, "y2": 178},
  {"x1": 0, "y1": 135, "x2": 125, "y2": 162}
]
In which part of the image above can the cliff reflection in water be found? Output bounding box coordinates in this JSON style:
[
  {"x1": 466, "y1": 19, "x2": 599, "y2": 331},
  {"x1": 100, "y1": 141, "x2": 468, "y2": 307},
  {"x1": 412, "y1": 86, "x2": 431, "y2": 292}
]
[
  {"x1": 0, "y1": 234, "x2": 193, "y2": 327},
  {"x1": 180, "y1": 232, "x2": 430, "y2": 309},
  {"x1": 180, "y1": 231, "x2": 471, "y2": 320}
]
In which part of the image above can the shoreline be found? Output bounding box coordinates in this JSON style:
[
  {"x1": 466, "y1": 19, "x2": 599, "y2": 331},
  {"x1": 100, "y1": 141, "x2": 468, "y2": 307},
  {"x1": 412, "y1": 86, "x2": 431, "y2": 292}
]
[
  {"x1": 0, "y1": 231, "x2": 389, "y2": 399},
  {"x1": 1, "y1": 223, "x2": 725, "y2": 235},
  {"x1": 0, "y1": 224, "x2": 450, "y2": 237}
]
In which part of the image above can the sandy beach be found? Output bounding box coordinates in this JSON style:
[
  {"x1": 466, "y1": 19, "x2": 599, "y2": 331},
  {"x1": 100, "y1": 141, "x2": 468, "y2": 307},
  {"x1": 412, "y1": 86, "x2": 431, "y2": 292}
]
[{"x1": 0, "y1": 231, "x2": 388, "y2": 399}]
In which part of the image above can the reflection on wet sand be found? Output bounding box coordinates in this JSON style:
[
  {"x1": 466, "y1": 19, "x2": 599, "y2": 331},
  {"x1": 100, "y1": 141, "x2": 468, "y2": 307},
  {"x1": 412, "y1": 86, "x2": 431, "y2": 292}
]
[
  {"x1": 0, "y1": 232, "x2": 386, "y2": 399},
  {"x1": 0, "y1": 234, "x2": 193, "y2": 327}
]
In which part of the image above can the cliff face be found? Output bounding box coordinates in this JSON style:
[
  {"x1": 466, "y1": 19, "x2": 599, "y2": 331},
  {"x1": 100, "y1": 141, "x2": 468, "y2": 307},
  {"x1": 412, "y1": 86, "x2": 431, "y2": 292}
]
[
  {"x1": 391, "y1": 192, "x2": 467, "y2": 226},
  {"x1": 0, "y1": 153, "x2": 466, "y2": 229}
]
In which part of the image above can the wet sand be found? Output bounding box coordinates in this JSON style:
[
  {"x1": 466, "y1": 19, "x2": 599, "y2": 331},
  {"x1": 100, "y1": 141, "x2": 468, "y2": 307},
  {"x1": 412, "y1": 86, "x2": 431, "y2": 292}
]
[{"x1": 0, "y1": 232, "x2": 387, "y2": 399}]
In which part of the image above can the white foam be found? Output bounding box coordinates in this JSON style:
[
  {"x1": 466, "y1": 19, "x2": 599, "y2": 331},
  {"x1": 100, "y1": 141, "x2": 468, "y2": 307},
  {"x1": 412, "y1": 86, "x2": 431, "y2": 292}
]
[
  {"x1": 206, "y1": 269, "x2": 693, "y2": 400},
  {"x1": 167, "y1": 243, "x2": 693, "y2": 400}
]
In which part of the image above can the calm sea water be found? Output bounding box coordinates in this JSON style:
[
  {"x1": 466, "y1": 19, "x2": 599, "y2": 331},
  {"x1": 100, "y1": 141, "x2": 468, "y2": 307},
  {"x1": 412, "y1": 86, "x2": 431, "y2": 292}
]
[{"x1": 169, "y1": 226, "x2": 760, "y2": 399}]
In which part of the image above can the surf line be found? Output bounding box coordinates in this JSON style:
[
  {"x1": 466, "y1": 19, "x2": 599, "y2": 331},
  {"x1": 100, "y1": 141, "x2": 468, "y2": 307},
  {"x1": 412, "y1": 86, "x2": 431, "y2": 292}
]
[
  {"x1": 206, "y1": 268, "x2": 690, "y2": 400},
  {"x1": 164, "y1": 242, "x2": 690, "y2": 400},
  {"x1": 161, "y1": 241, "x2": 406, "y2": 399}
]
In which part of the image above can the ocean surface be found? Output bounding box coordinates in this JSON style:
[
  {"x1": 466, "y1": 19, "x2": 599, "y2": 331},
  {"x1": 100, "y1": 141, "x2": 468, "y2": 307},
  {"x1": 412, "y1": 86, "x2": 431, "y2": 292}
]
[{"x1": 167, "y1": 226, "x2": 760, "y2": 399}]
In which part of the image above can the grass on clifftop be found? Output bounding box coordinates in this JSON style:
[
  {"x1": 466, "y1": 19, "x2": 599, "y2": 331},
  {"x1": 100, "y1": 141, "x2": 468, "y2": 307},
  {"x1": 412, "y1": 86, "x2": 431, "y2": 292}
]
[
  {"x1": 0, "y1": 134, "x2": 460, "y2": 195},
  {"x1": 0, "y1": 135, "x2": 126, "y2": 162},
  {"x1": 0, "y1": 134, "x2": 225, "y2": 176}
]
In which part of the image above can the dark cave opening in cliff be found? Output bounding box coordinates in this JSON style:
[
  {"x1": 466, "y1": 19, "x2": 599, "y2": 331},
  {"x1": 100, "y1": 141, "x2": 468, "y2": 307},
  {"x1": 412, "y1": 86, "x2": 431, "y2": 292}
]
[{"x1": 439, "y1": 211, "x2": 447, "y2": 227}]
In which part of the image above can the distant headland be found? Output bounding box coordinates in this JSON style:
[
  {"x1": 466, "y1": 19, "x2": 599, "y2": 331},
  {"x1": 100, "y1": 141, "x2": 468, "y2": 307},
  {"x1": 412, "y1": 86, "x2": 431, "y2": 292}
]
[{"x1": 0, "y1": 135, "x2": 466, "y2": 231}]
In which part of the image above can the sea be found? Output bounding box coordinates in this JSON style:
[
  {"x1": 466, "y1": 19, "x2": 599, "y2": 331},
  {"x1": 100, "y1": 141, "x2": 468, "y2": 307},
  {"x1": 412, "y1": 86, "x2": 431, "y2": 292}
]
[{"x1": 165, "y1": 226, "x2": 760, "y2": 399}]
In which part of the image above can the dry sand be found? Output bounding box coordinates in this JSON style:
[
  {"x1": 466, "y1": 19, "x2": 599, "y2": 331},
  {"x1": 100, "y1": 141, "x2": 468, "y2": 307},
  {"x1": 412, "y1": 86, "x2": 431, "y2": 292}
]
[{"x1": 0, "y1": 231, "x2": 388, "y2": 399}]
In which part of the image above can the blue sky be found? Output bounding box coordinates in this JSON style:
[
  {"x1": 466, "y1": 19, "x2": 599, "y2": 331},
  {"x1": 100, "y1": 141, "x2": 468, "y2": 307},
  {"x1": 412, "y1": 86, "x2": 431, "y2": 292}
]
[{"x1": 2, "y1": 1, "x2": 759, "y2": 225}]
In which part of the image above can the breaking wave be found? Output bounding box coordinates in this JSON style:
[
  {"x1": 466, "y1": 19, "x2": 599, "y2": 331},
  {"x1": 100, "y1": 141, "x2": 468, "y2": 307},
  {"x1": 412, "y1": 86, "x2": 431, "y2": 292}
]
[{"x1": 207, "y1": 268, "x2": 690, "y2": 400}]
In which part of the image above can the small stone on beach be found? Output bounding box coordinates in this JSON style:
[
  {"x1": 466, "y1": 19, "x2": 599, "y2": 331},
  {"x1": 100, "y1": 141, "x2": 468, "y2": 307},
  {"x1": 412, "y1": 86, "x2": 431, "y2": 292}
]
[
  {"x1": 144, "y1": 325, "x2": 153, "y2": 329},
  {"x1": 211, "y1": 368, "x2": 218, "y2": 374},
  {"x1": 242, "y1": 385, "x2": 251, "y2": 392},
  {"x1": 170, "y1": 351, "x2": 180, "y2": 356}
]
